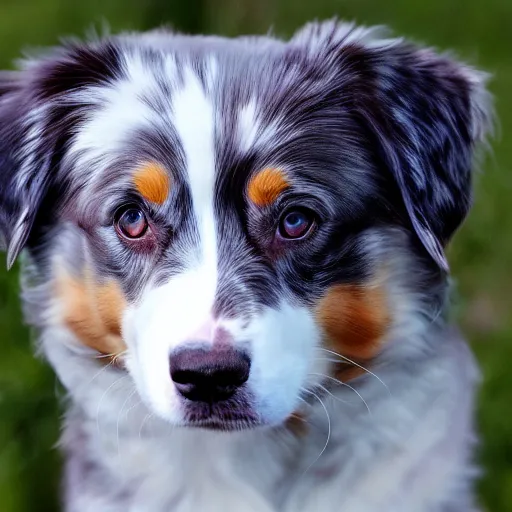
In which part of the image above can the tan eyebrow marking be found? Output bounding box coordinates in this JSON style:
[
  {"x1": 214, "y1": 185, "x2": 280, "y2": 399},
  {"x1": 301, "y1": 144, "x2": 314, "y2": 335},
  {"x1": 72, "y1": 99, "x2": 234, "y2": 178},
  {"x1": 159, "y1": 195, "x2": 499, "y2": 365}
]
[
  {"x1": 133, "y1": 162, "x2": 171, "y2": 204},
  {"x1": 247, "y1": 167, "x2": 289, "y2": 207}
]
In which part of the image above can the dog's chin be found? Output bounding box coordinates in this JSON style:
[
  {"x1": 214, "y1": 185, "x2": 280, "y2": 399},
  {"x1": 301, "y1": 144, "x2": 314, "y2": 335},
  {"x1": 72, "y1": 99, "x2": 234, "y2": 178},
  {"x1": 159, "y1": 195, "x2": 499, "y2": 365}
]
[
  {"x1": 182, "y1": 417, "x2": 262, "y2": 432},
  {"x1": 179, "y1": 394, "x2": 264, "y2": 432}
]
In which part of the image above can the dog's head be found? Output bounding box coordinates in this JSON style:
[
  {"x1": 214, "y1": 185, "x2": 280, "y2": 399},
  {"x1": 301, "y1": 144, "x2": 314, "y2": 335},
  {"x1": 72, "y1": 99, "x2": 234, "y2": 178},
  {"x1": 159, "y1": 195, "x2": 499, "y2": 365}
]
[{"x1": 0, "y1": 21, "x2": 492, "y2": 430}]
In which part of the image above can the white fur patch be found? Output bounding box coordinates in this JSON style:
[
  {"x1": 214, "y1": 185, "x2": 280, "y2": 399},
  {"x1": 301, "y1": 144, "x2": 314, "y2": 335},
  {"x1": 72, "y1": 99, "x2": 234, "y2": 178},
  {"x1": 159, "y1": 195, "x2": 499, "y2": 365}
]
[
  {"x1": 123, "y1": 65, "x2": 219, "y2": 422},
  {"x1": 246, "y1": 302, "x2": 324, "y2": 424},
  {"x1": 237, "y1": 99, "x2": 284, "y2": 156},
  {"x1": 174, "y1": 66, "x2": 218, "y2": 273},
  {"x1": 238, "y1": 99, "x2": 260, "y2": 152},
  {"x1": 69, "y1": 53, "x2": 156, "y2": 169}
]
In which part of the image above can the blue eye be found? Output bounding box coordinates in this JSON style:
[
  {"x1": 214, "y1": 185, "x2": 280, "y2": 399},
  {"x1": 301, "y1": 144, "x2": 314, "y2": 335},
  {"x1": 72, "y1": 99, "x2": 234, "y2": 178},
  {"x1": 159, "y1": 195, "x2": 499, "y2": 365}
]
[
  {"x1": 115, "y1": 207, "x2": 148, "y2": 239},
  {"x1": 279, "y1": 209, "x2": 315, "y2": 239}
]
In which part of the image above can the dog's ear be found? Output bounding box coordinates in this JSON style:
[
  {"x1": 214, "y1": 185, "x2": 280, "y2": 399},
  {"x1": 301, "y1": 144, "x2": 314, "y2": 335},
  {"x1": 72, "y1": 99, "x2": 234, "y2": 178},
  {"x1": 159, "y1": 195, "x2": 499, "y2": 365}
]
[
  {"x1": 0, "y1": 42, "x2": 121, "y2": 269},
  {"x1": 292, "y1": 21, "x2": 493, "y2": 271},
  {"x1": 0, "y1": 72, "x2": 46, "y2": 269}
]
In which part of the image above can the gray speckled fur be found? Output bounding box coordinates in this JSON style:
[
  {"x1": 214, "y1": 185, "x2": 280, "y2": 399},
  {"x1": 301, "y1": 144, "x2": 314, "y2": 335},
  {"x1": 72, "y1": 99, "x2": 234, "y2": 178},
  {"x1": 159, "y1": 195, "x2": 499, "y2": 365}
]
[{"x1": 1, "y1": 20, "x2": 493, "y2": 511}]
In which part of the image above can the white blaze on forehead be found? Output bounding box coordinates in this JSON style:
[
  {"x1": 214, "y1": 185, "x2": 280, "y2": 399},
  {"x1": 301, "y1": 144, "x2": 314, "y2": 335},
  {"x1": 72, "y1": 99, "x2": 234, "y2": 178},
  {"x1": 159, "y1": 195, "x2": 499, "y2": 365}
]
[
  {"x1": 173, "y1": 65, "x2": 218, "y2": 279},
  {"x1": 123, "y1": 65, "x2": 219, "y2": 421}
]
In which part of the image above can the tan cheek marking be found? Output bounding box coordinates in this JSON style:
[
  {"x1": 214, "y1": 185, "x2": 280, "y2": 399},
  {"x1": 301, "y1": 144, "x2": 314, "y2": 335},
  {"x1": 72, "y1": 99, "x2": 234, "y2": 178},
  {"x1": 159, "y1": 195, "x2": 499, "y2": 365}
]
[
  {"x1": 316, "y1": 284, "x2": 390, "y2": 364},
  {"x1": 57, "y1": 273, "x2": 127, "y2": 357},
  {"x1": 133, "y1": 162, "x2": 171, "y2": 204},
  {"x1": 247, "y1": 167, "x2": 289, "y2": 206}
]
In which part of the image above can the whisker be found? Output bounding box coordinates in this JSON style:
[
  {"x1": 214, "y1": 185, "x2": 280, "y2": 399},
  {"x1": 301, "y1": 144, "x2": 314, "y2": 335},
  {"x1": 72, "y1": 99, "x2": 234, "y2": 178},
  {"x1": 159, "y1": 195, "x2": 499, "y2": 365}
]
[
  {"x1": 139, "y1": 413, "x2": 154, "y2": 438},
  {"x1": 96, "y1": 375, "x2": 129, "y2": 436},
  {"x1": 310, "y1": 372, "x2": 372, "y2": 417},
  {"x1": 428, "y1": 304, "x2": 444, "y2": 326},
  {"x1": 296, "y1": 395, "x2": 309, "y2": 409},
  {"x1": 316, "y1": 348, "x2": 391, "y2": 396},
  {"x1": 78, "y1": 359, "x2": 115, "y2": 392},
  {"x1": 310, "y1": 382, "x2": 351, "y2": 405},
  {"x1": 111, "y1": 351, "x2": 128, "y2": 367},
  {"x1": 117, "y1": 388, "x2": 136, "y2": 457},
  {"x1": 124, "y1": 397, "x2": 143, "y2": 418},
  {"x1": 314, "y1": 357, "x2": 352, "y2": 364},
  {"x1": 300, "y1": 389, "x2": 331, "y2": 475},
  {"x1": 77, "y1": 349, "x2": 128, "y2": 394},
  {"x1": 95, "y1": 351, "x2": 120, "y2": 360},
  {"x1": 289, "y1": 413, "x2": 307, "y2": 422}
]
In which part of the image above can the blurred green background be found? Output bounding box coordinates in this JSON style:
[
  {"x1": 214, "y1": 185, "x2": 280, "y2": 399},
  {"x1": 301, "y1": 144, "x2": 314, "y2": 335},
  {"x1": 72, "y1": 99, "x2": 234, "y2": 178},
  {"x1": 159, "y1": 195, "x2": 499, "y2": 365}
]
[{"x1": 0, "y1": 0, "x2": 510, "y2": 510}]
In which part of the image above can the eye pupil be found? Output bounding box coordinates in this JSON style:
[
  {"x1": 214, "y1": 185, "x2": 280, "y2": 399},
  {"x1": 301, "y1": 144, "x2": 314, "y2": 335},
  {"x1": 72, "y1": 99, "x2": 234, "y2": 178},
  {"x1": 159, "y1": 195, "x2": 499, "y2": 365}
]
[
  {"x1": 286, "y1": 213, "x2": 303, "y2": 227},
  {"x1": 279, "y1": 209, "x2": 314, "y2": 239},
  {"x1": 126, "y1": 210, "x2": 142, "y2": 224},
  {"x1": 116, "y1": 207, "x2": 148, "y2": 239}
]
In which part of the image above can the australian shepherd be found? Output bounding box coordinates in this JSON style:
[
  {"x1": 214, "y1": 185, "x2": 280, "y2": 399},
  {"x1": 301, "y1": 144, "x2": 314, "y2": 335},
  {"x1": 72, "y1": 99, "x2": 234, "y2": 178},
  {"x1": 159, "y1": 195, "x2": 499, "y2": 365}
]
[{"x1": 0, "y1": 20, "x2": 492, "y2": 511}]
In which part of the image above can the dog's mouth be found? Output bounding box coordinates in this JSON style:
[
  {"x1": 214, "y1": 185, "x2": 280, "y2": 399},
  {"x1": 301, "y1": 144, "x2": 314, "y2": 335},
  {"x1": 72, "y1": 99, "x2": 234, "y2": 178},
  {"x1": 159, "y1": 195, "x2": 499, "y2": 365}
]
[
  {"x1": 183, "y1": 417, "x2": 261, "y2": 431},
  {"x1": 180, "y1": 392, "x2": 262, "y2": 431}
]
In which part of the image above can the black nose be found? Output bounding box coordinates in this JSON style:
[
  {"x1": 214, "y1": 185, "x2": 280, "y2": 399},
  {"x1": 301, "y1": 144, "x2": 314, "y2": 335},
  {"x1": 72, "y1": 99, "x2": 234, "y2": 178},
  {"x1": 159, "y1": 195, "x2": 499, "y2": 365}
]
[{"x1": 169, "y1": 346, "x2": 250, "y2": 403}]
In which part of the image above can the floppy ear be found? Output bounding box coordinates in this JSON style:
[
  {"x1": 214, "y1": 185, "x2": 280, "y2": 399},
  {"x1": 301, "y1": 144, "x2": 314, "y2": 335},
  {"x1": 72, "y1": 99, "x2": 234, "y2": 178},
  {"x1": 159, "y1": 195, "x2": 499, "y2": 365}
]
[
  {"x1": 0, "y1": 41, "x2": 122, "y2": 269},
  {"x1": 0, "y1": 72, "x2": 52, "y2": 269},
  {"x1": 292, "y1": 21, "x2": 493, "y2": 271}
]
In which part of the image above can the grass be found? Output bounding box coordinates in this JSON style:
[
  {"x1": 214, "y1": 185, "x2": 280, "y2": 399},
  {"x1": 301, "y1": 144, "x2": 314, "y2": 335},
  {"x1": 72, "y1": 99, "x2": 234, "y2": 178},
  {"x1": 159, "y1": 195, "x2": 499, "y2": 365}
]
[{"x1": 0, "y1": 0, "x2": 510, "y2": 510}]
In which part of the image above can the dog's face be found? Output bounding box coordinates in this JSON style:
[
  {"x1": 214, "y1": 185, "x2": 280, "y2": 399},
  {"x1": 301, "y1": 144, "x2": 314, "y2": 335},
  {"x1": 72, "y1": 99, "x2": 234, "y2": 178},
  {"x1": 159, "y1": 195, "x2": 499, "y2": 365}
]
[{"x1": 0, "y1": 22, "x2": 491, "y2": 430}]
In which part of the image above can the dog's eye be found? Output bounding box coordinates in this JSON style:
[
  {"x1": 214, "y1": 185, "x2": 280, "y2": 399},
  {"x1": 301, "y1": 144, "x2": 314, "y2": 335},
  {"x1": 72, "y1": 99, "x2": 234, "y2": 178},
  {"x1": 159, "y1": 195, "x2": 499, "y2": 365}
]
[
  {"x1": 278, "y1": 209, "x2": 315, "y2": 239},
  {"x1": 115, "y1": 207, "x2": 148, "y2": 239}
]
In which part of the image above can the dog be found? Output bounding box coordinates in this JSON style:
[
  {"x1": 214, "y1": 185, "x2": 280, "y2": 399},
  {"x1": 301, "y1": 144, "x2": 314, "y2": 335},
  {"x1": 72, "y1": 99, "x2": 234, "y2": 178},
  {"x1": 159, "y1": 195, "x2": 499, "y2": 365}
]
[{"x1": 0, "y1": 19, "x2": 492, "y2": 511}]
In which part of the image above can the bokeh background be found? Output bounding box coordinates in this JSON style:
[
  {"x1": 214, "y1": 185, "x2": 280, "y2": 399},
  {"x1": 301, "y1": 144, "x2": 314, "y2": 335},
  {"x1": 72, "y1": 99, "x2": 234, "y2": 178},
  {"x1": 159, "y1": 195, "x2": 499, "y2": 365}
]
[{"x1": 0, "y1": 0, "x2": 510, "y2": 510}]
